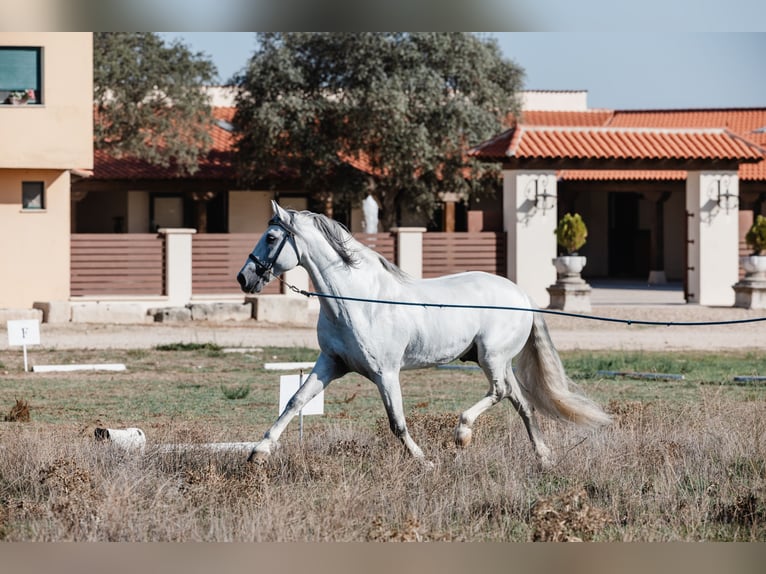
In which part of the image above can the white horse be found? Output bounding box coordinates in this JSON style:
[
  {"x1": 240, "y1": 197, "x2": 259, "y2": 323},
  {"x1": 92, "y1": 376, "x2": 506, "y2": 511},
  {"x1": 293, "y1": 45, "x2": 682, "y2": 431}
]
[{"x1": 237, "y1": 202, "x2": 610, "y2": 467}]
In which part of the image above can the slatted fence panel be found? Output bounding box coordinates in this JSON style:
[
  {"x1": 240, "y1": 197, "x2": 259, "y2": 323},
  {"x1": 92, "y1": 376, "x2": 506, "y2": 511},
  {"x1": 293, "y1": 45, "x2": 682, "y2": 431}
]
[
  {"x1": 422, "y1": 232, "x2": 506, "y2": 278},
  {"x1": 353, "y1": 232, "x2": 396, "y2": 264},
  {"x1": 192, "y1": 234, "x2": 281, "y2": 295},
  {"x1": 71, "y1": 234, "x2": 165, "y2": 296}
]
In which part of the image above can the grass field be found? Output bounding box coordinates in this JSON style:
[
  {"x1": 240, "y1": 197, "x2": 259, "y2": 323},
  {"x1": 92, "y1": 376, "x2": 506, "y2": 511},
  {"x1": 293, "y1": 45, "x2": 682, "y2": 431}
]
[{"x1": 0, "y1": 345, "x2": 764, "y2": 541}]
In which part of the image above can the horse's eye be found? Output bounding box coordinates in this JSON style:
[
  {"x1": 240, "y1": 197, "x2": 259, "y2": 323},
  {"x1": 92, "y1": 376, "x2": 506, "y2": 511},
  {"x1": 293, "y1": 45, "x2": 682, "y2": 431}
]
[{"x1": 266, "y1": 234, "x2": 276, "y2": 245}]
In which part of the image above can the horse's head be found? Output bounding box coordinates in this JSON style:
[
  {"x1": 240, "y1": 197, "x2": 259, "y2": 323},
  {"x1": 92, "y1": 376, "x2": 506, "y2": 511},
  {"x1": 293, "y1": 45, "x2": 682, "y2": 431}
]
[{"x1": 237, "y1": 201, "x2": 300, "y2": 294}]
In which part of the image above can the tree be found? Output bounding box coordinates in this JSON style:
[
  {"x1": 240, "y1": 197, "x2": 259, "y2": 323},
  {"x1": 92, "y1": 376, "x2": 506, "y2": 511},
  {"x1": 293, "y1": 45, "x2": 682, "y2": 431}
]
[
  {"x1": 234, "y1": 33, "x2": 524, "y2": 227},
  {"x1": 94, "y1": 33, "x2": 218, "y2": 175}
]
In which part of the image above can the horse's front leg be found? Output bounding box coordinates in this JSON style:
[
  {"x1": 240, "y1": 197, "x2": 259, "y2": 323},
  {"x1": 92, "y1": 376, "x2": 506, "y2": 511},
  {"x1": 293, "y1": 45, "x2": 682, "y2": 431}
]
[
  {"x1": 248, "y1": 352, "x2": 346, "y2": 462},
  {"x1": 375, "y1": 370, "x2": 431, "y2": 468}
]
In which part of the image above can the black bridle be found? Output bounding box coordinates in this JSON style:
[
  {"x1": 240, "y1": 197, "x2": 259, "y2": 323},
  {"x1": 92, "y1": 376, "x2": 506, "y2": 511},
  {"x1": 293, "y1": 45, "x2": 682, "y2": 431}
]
[{"x1": 248, "y1": 217, "x2": 294, "y2": 280}]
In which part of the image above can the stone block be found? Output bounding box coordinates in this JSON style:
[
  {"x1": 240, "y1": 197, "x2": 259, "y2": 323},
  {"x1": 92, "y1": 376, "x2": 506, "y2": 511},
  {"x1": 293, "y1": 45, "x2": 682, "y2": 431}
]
[
  {"x1": 733, "y1": 280, "x2": 766, "y2": 309},
  {"x1": 149, "y1": 307, "x2": 193, "y2": 322},
  {"x1": 33, "y1": 301, "x2": 71, "y2": 323},
  {"x1": 187, "y1": 302, "x2": 253, "y2": 322},
  {"x1": 70, "y1": 302, "x2": 152, "y2": 324},
  {"x1": 0, "y1": 308, "x2": 44, "y2": 328},
  {"x1": 247, "y1": 295, "x2": 311, "y2": 325},
  {"x1": 547, "y1": 281, "x2": 593, "y2": 312}
]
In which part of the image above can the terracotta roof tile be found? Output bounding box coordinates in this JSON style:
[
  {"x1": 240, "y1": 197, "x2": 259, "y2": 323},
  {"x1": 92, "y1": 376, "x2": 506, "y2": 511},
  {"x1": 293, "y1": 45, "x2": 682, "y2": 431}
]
[
  {"x1": 470, "y1": 125, "x2": 764, "y2": 163},
  {"x1": 521, "y1": 109, "x2": 614, "y2": 127},
  {"x1": 558, "y1": 169, "x2": 686, "y2": 181},
  {"x1": 92, "y1": 107, "x2": 237, "y2": 180},
  {"x1": 93, "y1": 105, "x2": 766, "y2": 182}
]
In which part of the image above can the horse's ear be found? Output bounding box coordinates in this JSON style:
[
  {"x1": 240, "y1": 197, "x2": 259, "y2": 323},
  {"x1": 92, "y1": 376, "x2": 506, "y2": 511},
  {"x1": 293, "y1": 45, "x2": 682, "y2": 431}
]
[{"x1": 271, "y1": 200, "x2": 288, "y2": 222}]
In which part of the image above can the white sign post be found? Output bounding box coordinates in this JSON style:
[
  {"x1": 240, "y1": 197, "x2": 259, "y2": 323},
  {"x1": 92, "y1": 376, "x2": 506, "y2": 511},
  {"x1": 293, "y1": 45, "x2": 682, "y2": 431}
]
[
  {"x1": 7, "y1": 319, "x2": 41, "y2": 372},
  {"x1": 279, "y1": 370, "x2": 324, "y2": 441}
]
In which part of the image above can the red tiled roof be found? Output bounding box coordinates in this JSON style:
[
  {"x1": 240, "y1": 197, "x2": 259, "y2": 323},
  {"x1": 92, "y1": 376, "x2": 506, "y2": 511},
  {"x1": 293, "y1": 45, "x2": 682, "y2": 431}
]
[
  {"x1": 517, "y1": 108, "x2": 766, "y2": 182},
  {"x1": 521, "y1": 109, "x2": 614, "y2": 127},
  {"x1": 91, "y1": 105, "x2": 766, "y2": 182},
  {"x1": 470, "y1": 125, "x2": 764, "y2": 163},
  {"x1": 91, "y1": 107, "x2": 238, "y2": 180},
  {"x1": 558, "y1": 169, "x2": 686, "y2": 182}
]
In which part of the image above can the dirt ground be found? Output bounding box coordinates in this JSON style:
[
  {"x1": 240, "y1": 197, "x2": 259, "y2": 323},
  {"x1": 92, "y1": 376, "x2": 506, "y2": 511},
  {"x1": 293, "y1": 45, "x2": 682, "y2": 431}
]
[{"x1": 2, "y1": 303, "x2": 764, "y2": 353}]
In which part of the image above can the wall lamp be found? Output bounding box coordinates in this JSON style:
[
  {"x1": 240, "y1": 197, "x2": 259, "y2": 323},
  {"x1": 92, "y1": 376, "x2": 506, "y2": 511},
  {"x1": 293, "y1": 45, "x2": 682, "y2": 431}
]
[
  {"x1": 713, "y1": 176, "x2": 738, "y2": 214},
  {"x1": 527, "y1": 177, "x2": 556, "y2": 214}
]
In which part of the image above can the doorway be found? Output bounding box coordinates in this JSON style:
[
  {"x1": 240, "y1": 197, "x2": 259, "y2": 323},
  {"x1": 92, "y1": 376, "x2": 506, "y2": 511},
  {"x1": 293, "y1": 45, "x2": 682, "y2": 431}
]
[
  {"x1": 608, "y1": 192, "x2": 650, "y2": 278},
  {"x1": 151, "y1": 195, "x2": 185, "y2": 230}
]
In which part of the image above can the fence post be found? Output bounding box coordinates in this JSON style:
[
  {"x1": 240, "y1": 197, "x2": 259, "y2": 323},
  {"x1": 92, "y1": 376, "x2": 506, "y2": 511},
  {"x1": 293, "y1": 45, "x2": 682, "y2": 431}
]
[
  {"x1": 158, "y1": 228, "x2": 197, "y2": 306},
  {"x1": 392, "y1": 227, "x2": 426, "y2": 279}
]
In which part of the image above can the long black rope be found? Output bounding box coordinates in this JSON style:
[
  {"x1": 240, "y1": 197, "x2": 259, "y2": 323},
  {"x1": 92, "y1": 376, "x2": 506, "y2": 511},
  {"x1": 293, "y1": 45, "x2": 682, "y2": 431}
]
[{"x1": 277, "y1": 277, "x2": 766, "y2": 328}]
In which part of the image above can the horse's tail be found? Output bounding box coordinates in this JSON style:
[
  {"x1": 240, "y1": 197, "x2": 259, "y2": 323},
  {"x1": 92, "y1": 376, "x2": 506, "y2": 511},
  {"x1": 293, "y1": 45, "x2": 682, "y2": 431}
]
[{"x1": 515, "y1": 310, "x2": 611, "y2": 428}]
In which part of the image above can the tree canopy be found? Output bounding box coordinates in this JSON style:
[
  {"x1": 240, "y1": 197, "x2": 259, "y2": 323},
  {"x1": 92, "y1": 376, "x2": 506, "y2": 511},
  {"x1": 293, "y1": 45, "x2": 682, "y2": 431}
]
[
  {"x1": 94, "y1": 32, "x2": 218, "y2": 175},
  {"x1": 234, "y1": 32, "x2": 524, "y2": 226}
]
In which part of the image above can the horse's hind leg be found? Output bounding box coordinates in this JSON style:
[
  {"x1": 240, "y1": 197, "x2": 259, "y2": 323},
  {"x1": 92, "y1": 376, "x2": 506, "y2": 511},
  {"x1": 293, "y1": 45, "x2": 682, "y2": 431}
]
[
  {"x1": 505, "y1": 368, "x2": 552, "y2": 468},
  {"x1": 375, "y1": 371, "x2": 428, "y2": 464},
  {"x1": 454, "y1": 358, "x2": 552, "y2": 468},
  {"x1": 454, "y1": 359, "x2": 506, "y2": 449}
]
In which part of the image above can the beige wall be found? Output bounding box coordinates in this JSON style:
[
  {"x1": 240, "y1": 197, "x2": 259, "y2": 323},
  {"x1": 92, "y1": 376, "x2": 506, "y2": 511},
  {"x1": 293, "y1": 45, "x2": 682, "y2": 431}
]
[
  {"x1": 229, "y1": 191, "x2": 307, "y2": 233},
  {"x1": 1, "y1": 33, "x2": 92, "y2": 309},
  {"x1": 0, "y1": 33, "x2": 93, "y2": 170},
  {"x1": 0, "y1": 170, "x2": 71, "y2": 307}
]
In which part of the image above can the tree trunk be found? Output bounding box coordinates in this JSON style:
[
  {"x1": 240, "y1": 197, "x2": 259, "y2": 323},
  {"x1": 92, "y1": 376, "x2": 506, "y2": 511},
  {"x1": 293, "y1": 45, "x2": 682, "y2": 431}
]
[{"x1": 380, "y1": 188, "x2": 399, "y2": 231}]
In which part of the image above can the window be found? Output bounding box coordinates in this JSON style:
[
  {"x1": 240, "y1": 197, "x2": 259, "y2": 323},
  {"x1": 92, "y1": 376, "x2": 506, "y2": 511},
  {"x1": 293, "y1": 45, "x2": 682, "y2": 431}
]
[
  {"x1": 0, "y1": 47, "x2": 42, "y2": 105},
  {"x1": 22, "y1": 182, "x2": 45, "y2": 210}
]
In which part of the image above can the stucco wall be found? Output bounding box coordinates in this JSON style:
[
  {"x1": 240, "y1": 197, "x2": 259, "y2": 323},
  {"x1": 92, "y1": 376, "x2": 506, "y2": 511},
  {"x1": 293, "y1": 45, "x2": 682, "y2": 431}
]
[
  {"x1": 0, "y1": 33, "x2": 93, "y2": 170},
  {"x1": 0, "y1": 170, "x2": 71, "y2": 308},
  {"x1": 229, "y1": 191, "x2": 307, "y2": 233}
]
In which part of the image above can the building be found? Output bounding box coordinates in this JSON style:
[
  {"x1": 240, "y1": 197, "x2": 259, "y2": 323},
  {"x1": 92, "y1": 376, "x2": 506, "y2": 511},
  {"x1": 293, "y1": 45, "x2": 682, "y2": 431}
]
[
  {"x1": 2, "y1": 54, "x2": 765, "y2": 314},
  {"x1": 470, "y1": 91, "x2": 766, "y2": 306},
  {"x1": 0, "y1": 33, "x2": 93, "y2": 310}
]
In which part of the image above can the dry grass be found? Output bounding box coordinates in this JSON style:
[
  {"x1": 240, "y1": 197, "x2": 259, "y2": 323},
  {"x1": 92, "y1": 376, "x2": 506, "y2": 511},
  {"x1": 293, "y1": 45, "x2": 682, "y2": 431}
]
[{"x1": 0, "y1": 395, "x2": 764, "y2": 541}]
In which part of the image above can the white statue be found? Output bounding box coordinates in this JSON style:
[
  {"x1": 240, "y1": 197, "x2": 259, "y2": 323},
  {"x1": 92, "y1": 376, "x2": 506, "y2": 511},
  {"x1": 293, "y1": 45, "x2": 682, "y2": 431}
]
[{"x1": 362, "y1": 193, "x2": 379, "y2": 234}]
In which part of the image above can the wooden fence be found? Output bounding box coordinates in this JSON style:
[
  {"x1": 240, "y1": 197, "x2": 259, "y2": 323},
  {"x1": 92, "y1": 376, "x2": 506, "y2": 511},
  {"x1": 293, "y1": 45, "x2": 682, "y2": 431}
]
[
  {"x1": 422, "y1": 232, "x2": 506, "y2": 278},
  {"x1": 71, "y1": 234, "x2": 165, "y2": 296},
  {"x1": 192, "y1": 234, "x2": 280, "y2": 295},
  {"x1": 354, "y1": 232, "x2": 397, "y2": 264},
  {"x1": 70, "y1": 231, "x2": 505, "y2": 297}
]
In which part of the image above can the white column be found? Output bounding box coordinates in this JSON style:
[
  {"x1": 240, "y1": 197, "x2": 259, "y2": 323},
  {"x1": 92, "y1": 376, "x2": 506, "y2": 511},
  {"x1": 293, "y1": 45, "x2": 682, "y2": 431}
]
[
  {"x1": 392, "y1": 227, "x2": 427, "y2": 279},
  {"x1": 158, "y1": 228, "x2": 196, "y2": 306},
  {"x1": 503, "y1": 170, "x2": 558, "y2": 307},
  {"x1": 685, "y1": 171, "x2": 739, "y2": 306}
]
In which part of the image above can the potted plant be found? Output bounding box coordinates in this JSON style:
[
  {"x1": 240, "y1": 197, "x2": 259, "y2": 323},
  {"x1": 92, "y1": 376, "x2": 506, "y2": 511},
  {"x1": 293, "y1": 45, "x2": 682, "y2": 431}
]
[
  {"x1": 4, "y1": 89, "x2": 35, "y2": 105},
  {"x1": 742, "y1": 214, "x2": 766, "y2": 278},
  {"x1": 553, "y1": 212, "x2": 588, "y2": 278}
]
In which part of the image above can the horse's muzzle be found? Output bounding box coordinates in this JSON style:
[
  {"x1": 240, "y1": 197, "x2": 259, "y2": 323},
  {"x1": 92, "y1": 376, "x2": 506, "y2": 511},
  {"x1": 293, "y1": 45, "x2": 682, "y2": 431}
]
[{"x1": 237, "y1": 269, "x2": 265, "y2": 294}]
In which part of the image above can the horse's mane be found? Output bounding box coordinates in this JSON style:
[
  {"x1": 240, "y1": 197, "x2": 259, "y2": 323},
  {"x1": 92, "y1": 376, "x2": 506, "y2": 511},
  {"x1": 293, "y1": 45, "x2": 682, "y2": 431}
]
[{"x1": 282, "y1": 209, "x2": 409, "y2": 282}]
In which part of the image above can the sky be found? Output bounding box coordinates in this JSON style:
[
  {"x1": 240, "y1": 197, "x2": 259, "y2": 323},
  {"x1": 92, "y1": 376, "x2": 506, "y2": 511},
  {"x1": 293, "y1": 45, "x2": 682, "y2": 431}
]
[{"x1": 159, "y1": 32, "x2": 766, "y2": 111}]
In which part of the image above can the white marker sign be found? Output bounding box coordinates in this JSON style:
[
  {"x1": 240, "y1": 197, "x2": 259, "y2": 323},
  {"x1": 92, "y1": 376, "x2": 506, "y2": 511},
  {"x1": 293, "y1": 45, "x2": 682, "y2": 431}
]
[
  {"x1": 7, "y1": 319, "x2": 40, "y2": 372},
  {"x1": 279, "y1": 373, "x2": 324, "y2": 416},
  {"x1": 7, "y1": 319, "x2": 40, "y2": 346}
]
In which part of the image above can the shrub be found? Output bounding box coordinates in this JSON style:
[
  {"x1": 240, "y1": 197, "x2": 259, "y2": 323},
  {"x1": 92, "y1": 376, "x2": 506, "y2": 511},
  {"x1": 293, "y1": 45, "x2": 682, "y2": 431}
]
[
  {"x1": 745, "y1": 214, "x2": 766, "y2": 255},
  {"x1": 555, "y1": 213, "x2": 588, "y2": 255}
]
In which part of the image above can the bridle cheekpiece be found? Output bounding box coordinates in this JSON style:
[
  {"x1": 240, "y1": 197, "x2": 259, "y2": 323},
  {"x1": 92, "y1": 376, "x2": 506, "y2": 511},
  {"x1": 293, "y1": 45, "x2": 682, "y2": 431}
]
[{"x1": 248, "y1": 216, "x2": 294, "y2": 280}]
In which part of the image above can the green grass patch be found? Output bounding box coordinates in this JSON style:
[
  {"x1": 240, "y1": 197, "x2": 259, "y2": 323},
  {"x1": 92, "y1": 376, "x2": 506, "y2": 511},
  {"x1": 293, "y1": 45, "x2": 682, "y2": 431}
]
[{"x1": 154, "y1": 342, "x2": 222, "y2": 352}]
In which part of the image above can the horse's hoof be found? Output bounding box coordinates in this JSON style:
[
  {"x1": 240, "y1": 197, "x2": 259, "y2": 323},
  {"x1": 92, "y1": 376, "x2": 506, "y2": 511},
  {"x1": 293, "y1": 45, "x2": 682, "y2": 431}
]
[
  {"x1": 247, "y1": 440, "x2": 276, "y2": 463},
  {"x1": 454, "y1": 426, "x2": 472, "y2": 448},
  {"x1": 537, "y1": 452, "x2": 554, "y2": 471},
  {"x1": 247, "y1": 449, "x2": 269, "y2": 464}
]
